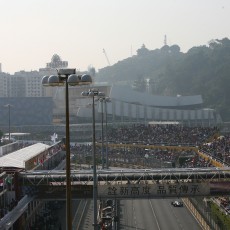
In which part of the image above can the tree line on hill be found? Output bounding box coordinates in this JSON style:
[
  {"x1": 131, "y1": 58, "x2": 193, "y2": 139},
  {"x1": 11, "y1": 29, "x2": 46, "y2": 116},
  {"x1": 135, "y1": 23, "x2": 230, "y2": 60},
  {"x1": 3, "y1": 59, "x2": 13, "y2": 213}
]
[{"x1": 96, "y1": 38, "x2": 230, "y2": 121}]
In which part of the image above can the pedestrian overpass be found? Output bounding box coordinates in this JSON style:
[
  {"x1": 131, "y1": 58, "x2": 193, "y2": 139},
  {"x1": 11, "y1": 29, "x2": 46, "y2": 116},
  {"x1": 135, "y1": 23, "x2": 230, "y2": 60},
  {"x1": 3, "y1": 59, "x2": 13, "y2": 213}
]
[{"x1": 19, "y1": 167, "x2": 230, "y2": 199}]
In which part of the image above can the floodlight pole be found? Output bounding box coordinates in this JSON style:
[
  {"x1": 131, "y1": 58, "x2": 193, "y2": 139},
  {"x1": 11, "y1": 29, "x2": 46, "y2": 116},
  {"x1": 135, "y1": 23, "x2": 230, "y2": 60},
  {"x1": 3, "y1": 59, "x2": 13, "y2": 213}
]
[
  {"x1": 4, "y1": 104, "x2": 12, "y2": 142},
  {"x1": 64, "y1": 76, "x2": 72, "y2": 230},
  {"x1": 105, "y1": 100, "x2": 109, "y2": 169},
  {"x1": 82, "y1": 89, "x2": 105, "y2": 229},
  {"x1": 42, "y1": 69, "x2": 92, "y2": 230},
  {"x1": 8, "y1": 105, "x2": 11, "y2": 142},
  {"x1": 92, "y1": 93, "x2": 98, "y2": 230},
  {"x1": 101, "y1": 100, "x2": 104, "y2": 169}
]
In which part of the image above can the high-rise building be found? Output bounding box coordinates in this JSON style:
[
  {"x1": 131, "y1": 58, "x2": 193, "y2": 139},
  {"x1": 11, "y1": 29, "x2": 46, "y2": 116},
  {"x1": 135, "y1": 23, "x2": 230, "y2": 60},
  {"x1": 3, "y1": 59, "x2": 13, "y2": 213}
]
[
  {"x1": 0, "y1": 54, "x2": 69, "y2": 98},
  {"x1": 46, "y1": 54, "x2": 68, "y2": 69},
  {"x1": 0, "y1": 72, "x2": 10, "y2": 97},
  {"x1": 9, "y1": 73, "x2": 26, "y2": 97}
]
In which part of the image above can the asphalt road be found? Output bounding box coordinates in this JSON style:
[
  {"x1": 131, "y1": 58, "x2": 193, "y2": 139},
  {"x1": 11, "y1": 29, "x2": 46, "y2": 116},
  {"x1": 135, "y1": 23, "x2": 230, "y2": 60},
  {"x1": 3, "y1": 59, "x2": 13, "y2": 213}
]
[{"x1": 119, "y1": 198, "x2": 202, "y2": 230}]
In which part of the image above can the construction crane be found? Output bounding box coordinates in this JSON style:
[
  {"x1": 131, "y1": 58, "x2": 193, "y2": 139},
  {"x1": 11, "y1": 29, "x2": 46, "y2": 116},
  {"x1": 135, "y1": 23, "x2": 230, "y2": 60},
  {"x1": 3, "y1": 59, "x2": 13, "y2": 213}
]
[
  {"x1": 164, "y1": 35, "x2": 167, "y2": 46},
  {"x1": 103, "y1": 48, "x2": 111, "y2": 66}
]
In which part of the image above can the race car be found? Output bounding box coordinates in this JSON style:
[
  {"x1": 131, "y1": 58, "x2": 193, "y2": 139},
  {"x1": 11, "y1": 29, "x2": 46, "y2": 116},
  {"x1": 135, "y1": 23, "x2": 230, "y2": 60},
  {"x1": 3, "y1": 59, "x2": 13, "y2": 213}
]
[{"x1": 171, "y1": 201, "x2": 183, "y2": 207}]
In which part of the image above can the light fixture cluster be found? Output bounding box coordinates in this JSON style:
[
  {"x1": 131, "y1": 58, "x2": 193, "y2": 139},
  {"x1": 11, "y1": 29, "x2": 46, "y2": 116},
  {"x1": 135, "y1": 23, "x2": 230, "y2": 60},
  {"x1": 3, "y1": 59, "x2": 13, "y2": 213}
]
[
  {"x1": 42, "y1": 68, "x2": 92, "y2": 86},
  {"x1": 81, "y1": 88, "x2": 105, "y2": 97}
]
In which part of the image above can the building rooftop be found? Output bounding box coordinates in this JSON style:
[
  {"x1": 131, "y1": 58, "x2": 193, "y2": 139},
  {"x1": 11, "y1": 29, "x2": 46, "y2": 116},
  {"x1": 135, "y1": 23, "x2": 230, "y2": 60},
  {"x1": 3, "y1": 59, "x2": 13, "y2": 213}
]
[
  {"x1": 0, "y1": 143, "x2": 50, "y2": 169},
  {"x1": 109, "y1": 85, "x2": 203, "y2": 107}
]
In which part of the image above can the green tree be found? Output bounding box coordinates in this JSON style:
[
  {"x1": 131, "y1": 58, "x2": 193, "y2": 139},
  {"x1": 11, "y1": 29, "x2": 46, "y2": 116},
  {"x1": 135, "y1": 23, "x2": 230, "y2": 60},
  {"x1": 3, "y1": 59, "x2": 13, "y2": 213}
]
[
  {"x1": 132, "y1": 76, "x2": 147, "y2": 92},
  {"x1": 170, "y1": 44, "x2": 180, "y2": 53},
  {"x1": 96, "y1": 37, "x2": 230, "y2": 121},
  {"x1": 137, "y1": 44, "x2": 149, "y2": 56}
]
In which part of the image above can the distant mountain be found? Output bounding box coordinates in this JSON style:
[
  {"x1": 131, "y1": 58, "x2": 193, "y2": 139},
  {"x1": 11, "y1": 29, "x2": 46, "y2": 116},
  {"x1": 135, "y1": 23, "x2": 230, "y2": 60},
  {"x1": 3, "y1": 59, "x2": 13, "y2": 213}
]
[{"x1": 96, "y1": 38, "x2": 230, "y2": 121}]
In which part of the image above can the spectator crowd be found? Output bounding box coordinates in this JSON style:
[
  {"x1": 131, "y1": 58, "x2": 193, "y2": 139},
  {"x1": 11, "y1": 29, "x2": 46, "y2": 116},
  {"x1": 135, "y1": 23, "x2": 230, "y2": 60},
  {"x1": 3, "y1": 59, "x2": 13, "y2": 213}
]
[
  {"x1": 106, "y1": 124, "x2": 218, "y2": 146},
  {"x1": 72, "y1": 124, "x2": 222, "y2": 169},
  {"x1": 73, "y1": 124, "x2": 229, "y2": 221},
  {"x1": 199, "y1": 134, "x2": 230, "y2": 165}
]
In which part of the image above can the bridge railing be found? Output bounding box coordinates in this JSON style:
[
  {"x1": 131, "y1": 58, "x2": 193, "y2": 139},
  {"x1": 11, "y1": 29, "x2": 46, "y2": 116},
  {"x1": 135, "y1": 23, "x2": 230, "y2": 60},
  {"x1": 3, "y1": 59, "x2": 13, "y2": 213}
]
[{"x1": 18, "y1": 168, "x2": 230, "y2": 199}]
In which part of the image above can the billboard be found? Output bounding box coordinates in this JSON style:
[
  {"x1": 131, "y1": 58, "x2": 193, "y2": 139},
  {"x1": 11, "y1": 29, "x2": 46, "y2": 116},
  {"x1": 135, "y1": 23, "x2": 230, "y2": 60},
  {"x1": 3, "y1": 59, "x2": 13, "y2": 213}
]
[
  {"x1": 22, "y1": 181, "x2": 230, "y2": 199},
  {"x1": 98, "y1": 182, "x2": 230, "y2": 199}
]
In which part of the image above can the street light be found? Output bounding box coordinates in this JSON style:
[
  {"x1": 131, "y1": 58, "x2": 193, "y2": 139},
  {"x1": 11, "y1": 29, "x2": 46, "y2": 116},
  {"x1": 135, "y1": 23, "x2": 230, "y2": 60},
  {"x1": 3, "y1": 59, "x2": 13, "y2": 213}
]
[
  {"x1": 100, "y1": 98, "x2": 104, "y2": 169},
  {"x1": 42, "y1": 69, "x2": 92, "y2": 230},
  {"x1": 81, "y1": 88, "x2": 105, "y2": 230},
  {"x1": 98, "y1": 97, "x2": 111, "y2": 169},
  {"x1": 4, "y1": 104, "x2": 13, "y2": 142}
]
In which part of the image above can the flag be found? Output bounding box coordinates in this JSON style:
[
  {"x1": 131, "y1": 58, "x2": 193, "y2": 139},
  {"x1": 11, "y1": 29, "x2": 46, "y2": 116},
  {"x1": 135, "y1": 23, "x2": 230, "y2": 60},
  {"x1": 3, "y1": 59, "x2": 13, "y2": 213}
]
[
  {"x1": 0, "y1": 178, "x2": 4, "y2": 187},
  {"x1": 39, "y1": 159, "x2": 44, "y2": 166},
  {"x1": 5, "y1": 176, "x2": 12, "y2": 185}
]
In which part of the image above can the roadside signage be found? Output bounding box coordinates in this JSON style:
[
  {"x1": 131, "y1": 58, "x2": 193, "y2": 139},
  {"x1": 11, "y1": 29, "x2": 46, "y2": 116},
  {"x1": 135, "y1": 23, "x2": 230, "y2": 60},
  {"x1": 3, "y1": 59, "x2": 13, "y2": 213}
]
[{"x1": 98, "y1": 182, "x2": 230, "y2": 199}]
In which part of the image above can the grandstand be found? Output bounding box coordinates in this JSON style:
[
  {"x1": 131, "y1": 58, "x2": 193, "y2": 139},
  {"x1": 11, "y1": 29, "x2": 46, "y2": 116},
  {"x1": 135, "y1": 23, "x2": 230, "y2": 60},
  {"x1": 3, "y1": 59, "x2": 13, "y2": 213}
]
[{"x1": 78, "y1": 85, "x2": 222, "y2": 126}]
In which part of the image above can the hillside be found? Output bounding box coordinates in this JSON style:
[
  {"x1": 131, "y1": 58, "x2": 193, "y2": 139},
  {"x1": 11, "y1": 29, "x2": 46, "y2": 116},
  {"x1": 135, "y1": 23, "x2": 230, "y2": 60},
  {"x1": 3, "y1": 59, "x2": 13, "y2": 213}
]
[{"x1": 96, "y1": 38, "x2": 230, "y2": 121}]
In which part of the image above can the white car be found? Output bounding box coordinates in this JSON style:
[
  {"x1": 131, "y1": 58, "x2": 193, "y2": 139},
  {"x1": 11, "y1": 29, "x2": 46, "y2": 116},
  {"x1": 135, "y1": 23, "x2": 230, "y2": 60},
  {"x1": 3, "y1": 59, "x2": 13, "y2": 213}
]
[{"x1": 171, "y1": 201, "x2": 183, "y2": 207}]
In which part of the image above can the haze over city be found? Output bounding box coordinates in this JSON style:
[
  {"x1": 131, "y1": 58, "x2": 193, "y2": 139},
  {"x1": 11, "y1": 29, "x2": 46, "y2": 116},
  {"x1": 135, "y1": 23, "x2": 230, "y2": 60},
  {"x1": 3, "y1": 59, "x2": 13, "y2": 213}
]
[{"x1": 0, "y1": 0, "x2": 230, "y2": 74}]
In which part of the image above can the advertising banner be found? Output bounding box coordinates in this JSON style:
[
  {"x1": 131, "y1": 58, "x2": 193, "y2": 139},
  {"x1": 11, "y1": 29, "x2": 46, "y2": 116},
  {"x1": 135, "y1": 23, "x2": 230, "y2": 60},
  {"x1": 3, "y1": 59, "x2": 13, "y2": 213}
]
[{"x1": 98, "y1": 182, "x2": 229, "y2": 199}]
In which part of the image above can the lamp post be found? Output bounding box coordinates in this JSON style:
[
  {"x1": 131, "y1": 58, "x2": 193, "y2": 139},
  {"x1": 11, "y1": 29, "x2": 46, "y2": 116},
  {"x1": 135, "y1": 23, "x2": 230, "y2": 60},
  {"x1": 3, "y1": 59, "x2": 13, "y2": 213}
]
[
  {"x1": 223, "y1": 137, "x2": 226, "y2": 165},
  {"x1": 99, "y1": 98, "x2": 104, "y2": 169},
  {"x1": 4, "y1": 104, "x2": 13, "y2": 142},
  {"x1": 42, "y1": 69, "x2": 92, "y2": 230},
  {"x1": 81, "y1": 88, "x2": 105, "y2": 230},
  {"x1": 104, "y1": 97, "x2": 111, "y2": 169},
  {"x1": 99, "y1": 97, "x2": 111, "y2": 169}
]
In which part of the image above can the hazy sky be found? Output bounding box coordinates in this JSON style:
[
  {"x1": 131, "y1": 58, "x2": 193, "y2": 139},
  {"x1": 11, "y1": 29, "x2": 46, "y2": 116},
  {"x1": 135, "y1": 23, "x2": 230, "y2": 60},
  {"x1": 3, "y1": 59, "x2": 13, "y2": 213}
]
[{"x1": 0, "y1": 0, "x2": 229, "y2": 74}]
